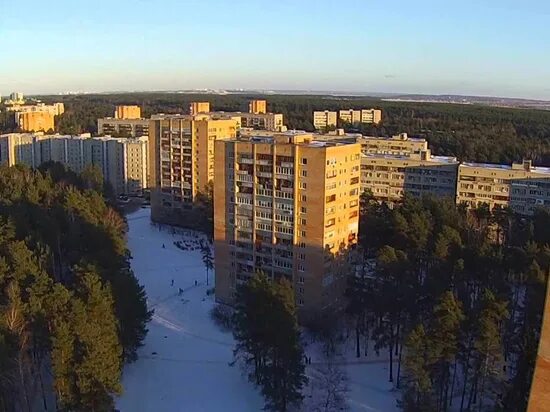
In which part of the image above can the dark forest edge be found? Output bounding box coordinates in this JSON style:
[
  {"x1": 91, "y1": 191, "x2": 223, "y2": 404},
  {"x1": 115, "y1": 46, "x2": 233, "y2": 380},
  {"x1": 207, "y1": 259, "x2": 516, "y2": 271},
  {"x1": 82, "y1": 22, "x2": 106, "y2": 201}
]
[
  {"x1": 0, "y1": 163, "x2": 151, "y2": 411},
  {"x1": 1, "y1": 93, "x2": 549, "y2": 166}
]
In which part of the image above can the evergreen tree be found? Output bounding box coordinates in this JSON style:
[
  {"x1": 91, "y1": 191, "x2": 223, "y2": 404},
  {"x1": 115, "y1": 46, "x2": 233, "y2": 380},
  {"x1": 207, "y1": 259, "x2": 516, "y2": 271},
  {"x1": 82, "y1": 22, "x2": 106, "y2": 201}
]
[{"x1": 233, "y1": 273, "x2": 307, "y2": 411}]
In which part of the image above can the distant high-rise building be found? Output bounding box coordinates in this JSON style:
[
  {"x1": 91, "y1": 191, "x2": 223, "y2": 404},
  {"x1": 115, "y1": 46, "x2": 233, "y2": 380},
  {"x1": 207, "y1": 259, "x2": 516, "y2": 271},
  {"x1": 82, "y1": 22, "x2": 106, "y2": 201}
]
[
  {"x1": 214, "y1": 131, "x2": 361, "y2": 316},
  {"x1": 115, "y1": 105, "x2": 141, "y2": 119},
  {"x1": 149, "y1": 115, "x2": 239, "y2": 224},
  {"x1": 248, "y1": 99, "x2": 267, "y2": 114},
  {"x1": 360, "y1": 109, "x2": 382, "y2": 124},
  {"x1": 189, "y1": 102, "x2": 211, "y2": 115},
  {"x1": 338, "y1": 109, "x2": 362, "y2": 124},
  {"x1": 9, "y1": 92, "x2": 24, "y2": 103},
  {"x1": 98, "y1": 118, "x2": 150, "y2": 137},
  {"x1": 313, "y1": 111, "x2": 338, "y2": 130}
]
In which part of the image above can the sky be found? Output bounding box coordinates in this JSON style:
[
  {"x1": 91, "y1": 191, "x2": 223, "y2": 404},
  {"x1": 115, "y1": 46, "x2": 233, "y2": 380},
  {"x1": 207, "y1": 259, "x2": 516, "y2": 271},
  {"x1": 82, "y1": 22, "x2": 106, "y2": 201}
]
[{"x1": 1, "y1": 0, "x2": 550, "y2": 99}]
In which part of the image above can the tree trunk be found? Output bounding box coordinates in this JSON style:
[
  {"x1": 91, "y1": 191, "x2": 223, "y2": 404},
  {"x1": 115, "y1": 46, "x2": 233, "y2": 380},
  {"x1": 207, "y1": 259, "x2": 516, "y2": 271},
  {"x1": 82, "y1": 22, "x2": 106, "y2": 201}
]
[
  {"x1": 355, "y1": 319, "x2": 360, "y2": 358},
  {"x1": 449, "y1": 358, "x2": 458, "y2": 408},
  {"x1": 396, "y1": 342, "x2": 403, "y2": 388}
]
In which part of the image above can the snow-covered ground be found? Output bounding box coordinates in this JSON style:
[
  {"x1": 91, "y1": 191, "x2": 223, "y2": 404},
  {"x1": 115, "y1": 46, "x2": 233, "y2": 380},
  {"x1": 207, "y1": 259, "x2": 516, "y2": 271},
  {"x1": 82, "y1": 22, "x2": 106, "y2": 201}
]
[{"x1": 116, "y1": 208, "x2": 398, "y2": 411}]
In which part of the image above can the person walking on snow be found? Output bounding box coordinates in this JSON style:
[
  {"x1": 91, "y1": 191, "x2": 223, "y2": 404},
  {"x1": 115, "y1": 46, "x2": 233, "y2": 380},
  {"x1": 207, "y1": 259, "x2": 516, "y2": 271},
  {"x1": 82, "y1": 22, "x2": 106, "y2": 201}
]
[{"x1": 171, "y1": 279, "x2": 174, "y2": 287}]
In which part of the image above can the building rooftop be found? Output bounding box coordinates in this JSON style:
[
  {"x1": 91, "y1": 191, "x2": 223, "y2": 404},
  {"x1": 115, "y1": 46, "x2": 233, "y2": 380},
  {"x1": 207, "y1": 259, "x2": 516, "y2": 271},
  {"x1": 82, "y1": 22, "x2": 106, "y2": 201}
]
[
  {"x1": 362, "y1": 151, "x2": 458, "y2": 164},
  {"x1": 461, "y1": 161, "x2": 550, "y2": 174}
]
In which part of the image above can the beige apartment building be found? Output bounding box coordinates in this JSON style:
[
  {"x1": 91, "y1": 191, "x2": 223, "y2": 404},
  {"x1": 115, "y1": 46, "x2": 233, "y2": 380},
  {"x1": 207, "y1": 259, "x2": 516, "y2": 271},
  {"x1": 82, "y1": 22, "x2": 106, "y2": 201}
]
[
  {"x1": 359, "y1": 133, "x2": 427, "y2": 155},
  {"x1": 189, "y1": 102, "x2": 211, "y2": 115},
  {"x1": 149, "y1": 115, "x2": 239, "y2": 224},
  {"x1": 361, "y1": 149, "x2": 459, "y2": 203},
  {"x1": 339, "y1": 109, "x2": 362, "y2": 124},
  {"x1": 16, "y1": 111, "x2": 56, "y2": 132},
  {"x1": 214, "y1": 131, "x2": 361, "y2": 316},
  {"x1": 115, "y1": 105, "x2": 141, "y2": 119},
  {"x1": 248, "y1": 99, "x2": 267, "y2": 114},
  {"x1": 457, "y1": 160, "x2": 550, "y2": 210},
  {"x1": 313, "y1": 111, "x2": 338, "y2": 130},
  {"x1": 360, "y1": 109, "x2": 382, "y2": 124},
  {"x1": 98, "y1": 117, "x2": 150, "y2": 137},
  {"x1": 8, "y1": 102, "x2": 65, "y2": 116}
]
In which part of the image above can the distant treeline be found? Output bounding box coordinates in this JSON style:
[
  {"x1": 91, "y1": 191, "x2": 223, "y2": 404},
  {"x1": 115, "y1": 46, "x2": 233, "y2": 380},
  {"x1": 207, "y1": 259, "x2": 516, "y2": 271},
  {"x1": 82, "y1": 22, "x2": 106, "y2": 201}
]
[{"x1": 9, "y1": 93, "x2": 550, "y2": 166}]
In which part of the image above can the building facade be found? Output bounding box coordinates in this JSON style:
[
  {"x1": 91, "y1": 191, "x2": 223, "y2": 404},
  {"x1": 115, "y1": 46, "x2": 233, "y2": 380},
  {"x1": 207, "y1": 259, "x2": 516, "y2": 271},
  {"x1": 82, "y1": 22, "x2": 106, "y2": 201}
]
[
  {"x1": 98, "y1": 117, "x2": 150, "y2": 137},
  {"x1": 457, "y1": 160, "x2": 550, "y2": 210},
  {"x1": 115, "y1": 105, "x2": 141, "y2": 119},
  {"x1": 189, "y1": 102, "x2": 211, "y2": 115},
  {"x1": 360, "y1": 109, "x2": 382, "y2": 124},
  {"x1": 149, "y1": 115, "x2": 239, "y2": 224},
  {"x1": 338, "y1": 109, "x2": 362, "y2": 124},
  {"x1": 16, "y1": 111, "x2": 55, "y2": 132},
  {"x1": 214, "y1": 131, "x2": 361, "y2": 316},
  {"x1": 248, "y1": 99, "x2": 267, "y2": 114},
  {"x1": 313, "y1": 111, "x2": 338, "y2": 130},
  {"x1": 0, "y1": 133, "x2": 149, "y2": 195},
  {"x1": 361, "y1": 149, "x2": 459, "y2": 203},
  {"x1": 359, "y1": 133, "x2": 427, "y2": 155}
]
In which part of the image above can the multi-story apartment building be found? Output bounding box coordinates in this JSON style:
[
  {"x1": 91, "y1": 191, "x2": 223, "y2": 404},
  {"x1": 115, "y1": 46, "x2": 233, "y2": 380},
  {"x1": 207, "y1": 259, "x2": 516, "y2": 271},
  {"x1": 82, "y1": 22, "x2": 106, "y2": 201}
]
[
  {"x1": 7, "y1": 102, "x2": 65, "y2": 116},
  {"x1": 457, "y1": 160, "x2": 550, "y2": 210},
  {"x1": 149, "y1": 115, "x2": 239, "y2": 224},
  {"x1": 16, "y1": 111, "x2": 55, "y2": 132},
  {"x1": 360, "y1": 109, "x2": 382, "y2": 124},
  {"x1": 510, "y1": 178, "x2": 550, "y2": 215},
  {"x1": 0, "y1": 133, "x2": 149, "y2": 195},
  {"x1": 0, "y1": 133, "x2": 49, "y2": 167},
  {"x1": 98, "y1": 117, "x2": 150, "y2": 137},
  {"x1": 338, "y1": 109, "x2": 362, "y2": 124},
  {"x1": 239, "y1": 112, "x2": 285, "y2": 131},
  {"x1": 214, "y1": 131, "x2": 361, "y2": 316},
  {"x1": 115, "y1": 105, "x2": 141, "y2": 119},
  {"x1": 248, "y1": 99, "x2": 267, "y2": 114},
  {"x1": 313, "y1": 111, "x2": 337, "y2": 130},
  {"x1": 359, "y1": 133, "x2": 427, "y2": 155},
  {"x1": 189, "y1": 102, "x2": 211, "y2": 115},
  {"x1": 361, "y1": 149, "x2": 459, "y2": 203}
]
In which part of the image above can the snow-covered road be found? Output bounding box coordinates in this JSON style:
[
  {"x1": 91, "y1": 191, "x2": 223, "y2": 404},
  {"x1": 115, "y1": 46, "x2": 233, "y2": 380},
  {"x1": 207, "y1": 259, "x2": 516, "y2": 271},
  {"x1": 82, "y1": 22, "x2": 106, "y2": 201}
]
[{"x1": 116, "y1": 208, "x2": 398, "y2": 411}]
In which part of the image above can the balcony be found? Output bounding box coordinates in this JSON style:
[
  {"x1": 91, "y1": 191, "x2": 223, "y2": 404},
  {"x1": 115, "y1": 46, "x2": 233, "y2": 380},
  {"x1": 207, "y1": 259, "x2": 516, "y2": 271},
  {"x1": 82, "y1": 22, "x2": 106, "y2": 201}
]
[
  {"x1": 239, "y1": 157, "x2": 254, "y2": 164},
  {"x1": 256, "y1": 189, "x2": 273, "y2": 197}
]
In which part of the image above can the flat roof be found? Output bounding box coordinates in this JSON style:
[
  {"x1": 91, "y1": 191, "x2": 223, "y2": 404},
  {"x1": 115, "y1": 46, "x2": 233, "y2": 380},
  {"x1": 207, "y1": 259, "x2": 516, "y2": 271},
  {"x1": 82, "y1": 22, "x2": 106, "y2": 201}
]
[
  {"x1": 461, "y1": 162, "x2": 550, "y2": 174},
  {"x1": 362, "y1": 153, "x2": 458, "y2": 164}
]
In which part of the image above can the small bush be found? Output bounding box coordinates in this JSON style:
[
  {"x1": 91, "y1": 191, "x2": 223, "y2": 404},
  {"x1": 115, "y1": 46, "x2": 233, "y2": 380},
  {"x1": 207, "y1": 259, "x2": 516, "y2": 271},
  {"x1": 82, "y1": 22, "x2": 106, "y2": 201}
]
[{"x1": 210, "y1": 304, "x2": 233, "y2": 332}]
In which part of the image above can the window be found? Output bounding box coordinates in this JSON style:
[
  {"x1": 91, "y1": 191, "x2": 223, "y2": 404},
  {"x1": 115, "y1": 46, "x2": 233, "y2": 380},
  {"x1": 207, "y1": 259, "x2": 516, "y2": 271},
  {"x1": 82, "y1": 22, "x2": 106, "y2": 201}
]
[
  {"x1": 299, "y1": 182, "x2": 307, "y2": 189},
  {"x1": 300, "y1": 206, "x2": 307, "y2": 213},
  {"x1": 301, "y1": 170, "x2": 307, "y2": 177},
  {"x1": 301, "y1": 158, "x2": 308, "y2": 165},
  {"x1": 298, "y1": 264, "x2": 305, "y2": 272},
  {"x1": 301, "y1": 195, "x2": 307, "y2": 201},
  {"x1": 301, "y1": 230, "x2": 306, "y2": 237},
  {"x1": 300, "y1": 218, "x2": 307, "y2": 225},
  {"x1": 298, "y1": 253, "x2": 305, "y2": 260}
]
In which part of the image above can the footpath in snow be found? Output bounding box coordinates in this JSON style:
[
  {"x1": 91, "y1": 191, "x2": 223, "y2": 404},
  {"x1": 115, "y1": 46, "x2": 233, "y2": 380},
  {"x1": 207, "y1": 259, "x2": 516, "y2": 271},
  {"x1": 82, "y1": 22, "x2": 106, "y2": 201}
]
[{"x1": 116, "y1": 208, "x2": 398, "y2": 412}]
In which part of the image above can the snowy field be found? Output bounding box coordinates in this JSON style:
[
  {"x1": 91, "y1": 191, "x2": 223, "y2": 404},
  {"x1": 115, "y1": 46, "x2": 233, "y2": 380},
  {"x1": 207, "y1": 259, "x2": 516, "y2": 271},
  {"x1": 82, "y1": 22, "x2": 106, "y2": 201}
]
[{"x1": 116, "y1": 208, "x2": 398, "y2": 412}]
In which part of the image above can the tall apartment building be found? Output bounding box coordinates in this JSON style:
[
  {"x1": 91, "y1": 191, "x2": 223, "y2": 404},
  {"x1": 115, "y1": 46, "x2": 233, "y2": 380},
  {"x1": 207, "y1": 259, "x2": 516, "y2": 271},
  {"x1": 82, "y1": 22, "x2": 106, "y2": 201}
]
[
  {"x1": 360, "y1": 109, "x2": 382, "y2": 124},
  {"x1": 239, "y1": 112, "x2": 285, "y2": 131},
  {"x1": 189, "y1": 102, "x2": 211, "y2": 115},
  {"x1": 313, "y1": 111, "x2": 338, "y2": 130},
  {"x1": 98, "y1": 117, "x2": 150, "y2": 137},
  {"x1": 0, "y1": 133, "x2": 49, "y2": 167},
  {"x1": 16, "y1": 111, "x2": 55, "y2": 132},
  {"x1": 457, "y1": 160, "x2": 550, "y2": 210},
  {"x1": 359, "y1": 133, "x2": 428, "y2": 155},
  {"x1": 339, "y1": 109, "x2": 362, "y2": 124},
  {"x1": 248, "y1": 99, "x2": 267, "y2": 114},
  {"x1": 149, "y1": 115, "x2": 239, "y2": 224},
  {"x1": 115, "y1": 105, "x2": 141, "y2": 119},
  {"x1": 0, "y1": 133, "x2": 149, "y2": 195},
  {"x1": 361, "y1": 149, "x2": 459, "y2": 203},
  {"x1": 214, "y1": 131, "x2": 361, "y2": 316}
]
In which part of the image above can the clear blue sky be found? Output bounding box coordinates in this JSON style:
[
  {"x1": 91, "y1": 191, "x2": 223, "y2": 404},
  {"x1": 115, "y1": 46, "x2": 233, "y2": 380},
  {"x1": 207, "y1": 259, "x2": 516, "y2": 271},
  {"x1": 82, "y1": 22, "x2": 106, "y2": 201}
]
[{"x1": 1, "y1": 0, "x2": 549, "y2": 99}]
